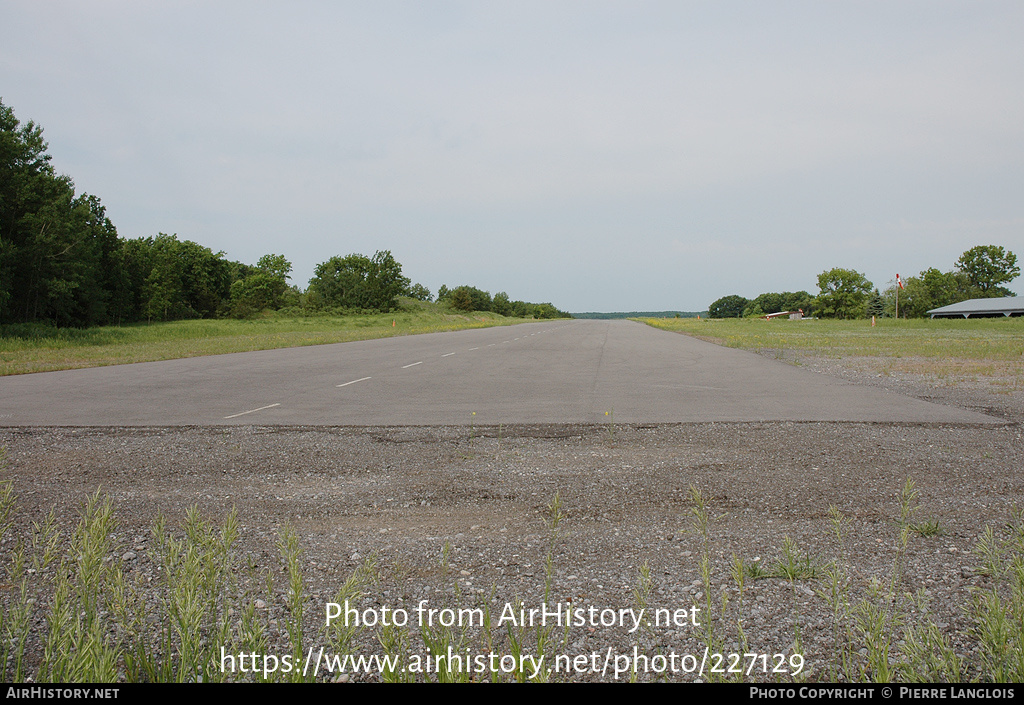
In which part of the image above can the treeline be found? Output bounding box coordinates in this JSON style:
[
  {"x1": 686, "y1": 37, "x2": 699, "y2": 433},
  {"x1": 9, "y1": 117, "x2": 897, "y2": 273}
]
[
  {"x1": 0, "y1": 100, "x2": 565, "y2": 327},
  {"x1": 708, "y1": 292, "x2": 814, "y2": 319},
  {"x1": 0, "y1": 101, "x2": 295, "y2": 325},
  {"x1": 573, "y1": 311, "x2": 704, "y2": 319},
  {"x1": 434, "y1": 284, "x2": 571, "y2": 319},
  {"x1": 877, "y1": 246, "x2": 1018, "y2": 318},
  {"x1": 1, "y1": 99, "x2": 119, "y2": 326},
  {"x1": 708, "y1": 245, "x2": 1019, "y2": 319}
]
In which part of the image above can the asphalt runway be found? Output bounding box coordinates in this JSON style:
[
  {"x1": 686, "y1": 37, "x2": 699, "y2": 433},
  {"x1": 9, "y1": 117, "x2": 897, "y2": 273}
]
[{"x1": 0, "y1": 319, "x2": 1001, "y2": 426}]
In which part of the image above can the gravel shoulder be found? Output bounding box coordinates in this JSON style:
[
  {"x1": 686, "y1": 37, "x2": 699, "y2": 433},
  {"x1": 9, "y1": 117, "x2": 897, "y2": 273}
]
[{"x1": 0, "y1": 351, "x2": 1021, "y2": 682}]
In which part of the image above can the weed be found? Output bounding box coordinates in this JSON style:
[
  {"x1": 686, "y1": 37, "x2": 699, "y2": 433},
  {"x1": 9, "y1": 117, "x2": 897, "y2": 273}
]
[
  {"x1": 324, "y1": 556, "x2": 375, "y2": 658},
  {"x1": 853, "y1": 578, "x2": 901, "y2": 682},
  {"x1": 278, "y1": 523, "x2": 309, "y2": 682},
  {"x1": 969, "y1": 505, "x2": 1024, "y2": 682},
  {"x1": 909, "y1": 518, "x2": 943, "y2": 537},
  {"x1": 900, "y1": 591, "x2": 963, "y2": 682},
  {"x1": 743, "y1": 559, "x2": 773, "y2": 581},
  {"x1": 846, "y1": 480, "x2": 923, "y2": 682},
  {"x1": 730, "y1": 554, "x2": 751, "y2": 672},
  {"x1": 772, "y1": 536, "x2": 819, "y2": 581},
  {"x1": 817, "y1": 505, "x2": 854, "y2": 682},
  {"x1": 628, "y1": 562, "x2": 656, "y2": 682},
  {"x1": 1, "y1": 479, "x2": 1024, "y2": 682},
  {"x1": 532, "y1": 492, "x2": 565, "y2": 681},
  {"x1": 38, "y1": 491, "x2": 121, "y2": 683},
  {"x1": 686, "y1": 486, "x2": 728, "y2": 679},
  {"x1": 465, "y1": 411, "x2": 478, "y2": 459},
  {"x1": 632, "y1": 561, "x2": 654, "y2": 638},
  {"x1": 378, "y1": 623, "x2": 414, "y2": 683}
]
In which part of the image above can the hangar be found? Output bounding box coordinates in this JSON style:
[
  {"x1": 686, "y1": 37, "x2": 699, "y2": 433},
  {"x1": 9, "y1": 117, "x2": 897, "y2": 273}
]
[{"x1": 927, "y1": 296, "x2": 1024, "y2": 319}]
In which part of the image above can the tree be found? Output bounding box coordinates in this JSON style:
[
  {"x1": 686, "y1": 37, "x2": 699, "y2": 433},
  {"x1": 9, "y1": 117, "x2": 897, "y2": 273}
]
[
  {"x1": 118, "y1": 234, "x2": 231, "y2": 321},
  {"x1": 0, "y1": 99, "x2": 53, "y2": 321},
  {"x1": 405, "y1": 282, "x2": 432, "y2": 302},
  {"x1": 955, "y1": 245, "x2": 1019, "y2": 297},
  {"x1": 531, "y1": 302, "x2": 564, "y2": 319},
  {"x1": 884, "y1": 276, "x2": 930, "y2": 319},
  {"x1": 814, "y1": 268, "x2": 873, "y2": 319},
  {"x1": 447, "y1": 285, "x2": 491, "y2": 312},
  {"x1": 364, "y1": 250, "x2": 409, "y2": 311},
  {"x1": 450, "y1": 287, "x2": 474, "y2": 312},
  {"x1": 176, "y1": 238, "x2": 231, "y2": 317},
  {"x1": 230, "y1": 273, "x2": 283, "y2": 315},
  {"x1": 866, "y1": 289, "x2": 885, "y2": 318},
  {"x1": 883, "y1": 268, "x2": 973, "y2": 318},
  {"x1": 920, "y1": 267, "x2": 973, "y2": 307},
  {"x1": 743, "y1": 302, "x2": 765, "y2": 318},
  {"x1": 741, "y1": 291, "x2": 814, "y2": 317},
  {"x1": 491, "y1": 291, "x2": 511, "y2": 316},
  {"x1": 1, "y1": 100, "x2": 123, "y2": 326},
  {"x1": 229, "y1": 253, "x2": 293, "y2": 315},
  {"x1": 256, "y1": 253, "x2": 292, "y2": 282},
  {"x1": 308, "y1": 253, "x2": 369, "y2": 309},
  {"x1": 441, "y1": 285, "x2": 494, "y2": 312},
  {"x1": 708, "y1": 295, "x2": 748, "y2": 318},
  {"x1": 307, "y1": 250, "x2": 409, "y2": 312}
]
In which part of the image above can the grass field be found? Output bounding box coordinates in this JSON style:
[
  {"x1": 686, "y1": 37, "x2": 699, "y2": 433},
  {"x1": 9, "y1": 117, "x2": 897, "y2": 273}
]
[
  {"x1": 0, "y1": 299, "x2": 533, "y2": 376},
  {"x1": 638, "y1": 317, "x2": 1024, "y2": 385}
]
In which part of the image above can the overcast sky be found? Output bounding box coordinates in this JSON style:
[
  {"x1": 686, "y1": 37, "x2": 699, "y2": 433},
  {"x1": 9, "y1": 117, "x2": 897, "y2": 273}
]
[{"x1": 3, "y1": 1, "x2": 1022, "y2": 311}]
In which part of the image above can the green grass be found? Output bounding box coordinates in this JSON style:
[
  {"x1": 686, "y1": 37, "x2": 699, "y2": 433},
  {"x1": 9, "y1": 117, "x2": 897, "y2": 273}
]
[
  {"x1": 0, "y1": 299, "x2": 534, "y2": 376},
  {"x1": 638, "y1": 316, "x2": 1024, "y2": 382},
  {"x1": 638, "y1": 316, "x2": 1024, "y2": 360}
]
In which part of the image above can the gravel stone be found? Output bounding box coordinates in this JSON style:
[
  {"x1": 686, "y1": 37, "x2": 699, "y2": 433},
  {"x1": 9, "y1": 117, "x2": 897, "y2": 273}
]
[{"x1": 0, "y1": 350, "x2": 1021, "y2": 682}]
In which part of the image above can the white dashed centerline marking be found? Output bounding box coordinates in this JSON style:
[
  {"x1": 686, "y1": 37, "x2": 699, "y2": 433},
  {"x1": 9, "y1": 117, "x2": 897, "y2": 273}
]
[
  {"x1": 402, "y1": 361, "x2": 423, "y2": 369},
  {"x1": 442, "y1": 352, "x2": 455, "y2": 357},
  {"x1": 469, "y1": 347, "x2": 479, "y2": 351},
  {"x1": 336, "y1": 376, "x2": 372, "y2": 388},
  {"x1": 224, "y1": 403, "x2": 281, "y2": 419}
]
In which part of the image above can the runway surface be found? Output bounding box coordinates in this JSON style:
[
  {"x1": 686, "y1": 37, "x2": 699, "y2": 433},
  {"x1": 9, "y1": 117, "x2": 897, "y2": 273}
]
[{"x1": 0, "y1": 319, "x2": 1001, "y2": 426}]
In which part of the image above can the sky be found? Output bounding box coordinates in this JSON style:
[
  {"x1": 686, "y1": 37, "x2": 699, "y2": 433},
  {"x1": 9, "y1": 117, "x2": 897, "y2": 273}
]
[{"x1": 2, "y1": 1, "x2": 1023, "y2": 312}]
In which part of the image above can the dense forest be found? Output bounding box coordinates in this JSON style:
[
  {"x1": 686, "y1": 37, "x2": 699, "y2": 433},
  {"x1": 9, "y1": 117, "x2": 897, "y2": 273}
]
[{"x1": 0, "y1": 100, "x2": 568, "y2": 327}]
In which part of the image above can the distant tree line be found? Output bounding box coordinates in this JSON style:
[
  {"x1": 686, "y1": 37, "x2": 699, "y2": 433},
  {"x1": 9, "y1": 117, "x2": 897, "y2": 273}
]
[
  {"x1": 572, "y1": 311, "x2": 704, "y2": 319},
  {"x1": 708, "y1": 292, "x2": 815, "y2": 319},
  {"x1": 1, "y1": 100, "x2": 565, "y2": 327},
  {"x1": 708, "y1": 245, "x2": 1019, "y2": 320},
  {"x1": 434, "y1": 284, "x2": 571, "y2": 319}
]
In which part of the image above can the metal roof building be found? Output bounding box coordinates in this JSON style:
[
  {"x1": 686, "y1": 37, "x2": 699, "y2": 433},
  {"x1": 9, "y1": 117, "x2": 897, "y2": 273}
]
[{"x1": 927, "y1": 296, "x2": 1024, "y2": 318}]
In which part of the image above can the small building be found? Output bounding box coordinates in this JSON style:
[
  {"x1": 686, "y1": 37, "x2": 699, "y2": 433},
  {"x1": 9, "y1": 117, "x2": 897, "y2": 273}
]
[
  {"x1": 927, "y1": 296, "x2": 1024, "y2": 319},
  {"x1": 764, "y1": 309, "x2": 804, "y2": 320}
]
